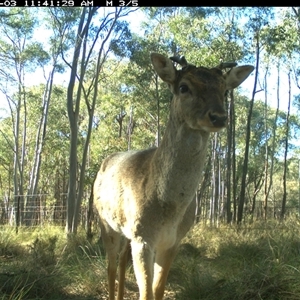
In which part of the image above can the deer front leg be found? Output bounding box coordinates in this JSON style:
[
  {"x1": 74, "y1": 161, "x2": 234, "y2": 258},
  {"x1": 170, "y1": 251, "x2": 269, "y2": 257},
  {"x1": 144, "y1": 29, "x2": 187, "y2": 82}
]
[
  {"x1": 131, "y1": 240, "x2": 155, "y2": 300},
  {"x1": 152, "y1": 246, "x2": 178, "y2": 300}
]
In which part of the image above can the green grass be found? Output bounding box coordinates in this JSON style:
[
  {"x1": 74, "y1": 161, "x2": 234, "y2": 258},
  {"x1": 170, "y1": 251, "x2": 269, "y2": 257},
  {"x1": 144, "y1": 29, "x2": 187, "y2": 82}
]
[
  {"x1": 1, "y1": 219, "x2": 300, "y2": 299},
  {"x1": 0, "y1": 226, "x2": 108, "y2": 299},
  {"x1": 173, "y1": 219, "x2": 300, "y2": 299}
]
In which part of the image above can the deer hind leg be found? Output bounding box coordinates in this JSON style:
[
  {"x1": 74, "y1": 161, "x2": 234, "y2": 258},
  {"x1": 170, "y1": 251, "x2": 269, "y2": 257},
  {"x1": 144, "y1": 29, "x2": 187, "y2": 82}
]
[
  {"x1": 152, "y1": 245, "x2": 178, "y2": 300},
  {"x1": 131, "y1": 239, "x2": 155, "y2": 300},
  {"x1": 100, "y1": 223, "x2": 122, "y2": 300},
  {"x1": 117, "y1": 239, "x2": 130, "y2": 300}
]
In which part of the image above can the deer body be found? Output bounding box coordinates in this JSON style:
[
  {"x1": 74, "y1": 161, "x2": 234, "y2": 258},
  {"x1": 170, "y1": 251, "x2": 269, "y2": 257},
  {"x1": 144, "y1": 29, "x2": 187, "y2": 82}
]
[{"x1": 94, "y1": 53, "x2": 254, "y2": 300}]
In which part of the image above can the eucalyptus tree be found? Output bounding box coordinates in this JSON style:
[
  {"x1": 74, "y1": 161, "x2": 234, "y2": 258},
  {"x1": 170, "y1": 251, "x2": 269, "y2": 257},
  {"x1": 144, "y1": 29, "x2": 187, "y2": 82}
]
[
  {"x1": 24, "y1": 9, "x2": 76, "y2": 225},
  {"x1": 0, "y1": 117, "x2": 14, "y2": 223},
  {"x1": 236, "y1": 7, "x2": 274, "y2": 224},
  {"x1": 0, "y1": 8, "x2": 49, "y2": 226},
  {"x1": 22, "y1": 84, "x2": 69, "y2": 224},
  {"x1": 50, "y1": 7, "x2": 136, "y2": 233},
  {"x1": 260, "y1": 8, "x2": 300, "y2": 219}
]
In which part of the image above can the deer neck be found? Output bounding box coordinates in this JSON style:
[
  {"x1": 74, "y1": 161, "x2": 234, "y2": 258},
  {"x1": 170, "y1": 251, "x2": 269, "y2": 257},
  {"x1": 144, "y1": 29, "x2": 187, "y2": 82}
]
[{"x1": 152, "y1": 106, "x2": 210, "y2": 204}]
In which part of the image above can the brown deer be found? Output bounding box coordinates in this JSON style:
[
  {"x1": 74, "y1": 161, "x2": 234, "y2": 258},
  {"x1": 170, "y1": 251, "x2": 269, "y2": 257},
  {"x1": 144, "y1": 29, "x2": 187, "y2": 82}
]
[{"x1": 94, "y1": 53, "x2": 254, "y2": 300}]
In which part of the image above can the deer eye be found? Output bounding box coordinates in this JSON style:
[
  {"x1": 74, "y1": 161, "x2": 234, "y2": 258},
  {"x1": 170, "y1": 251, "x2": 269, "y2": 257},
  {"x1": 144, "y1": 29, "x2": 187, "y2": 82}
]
[{"x1": 179, "y1": 85, "x2": 189, "y2": 93}]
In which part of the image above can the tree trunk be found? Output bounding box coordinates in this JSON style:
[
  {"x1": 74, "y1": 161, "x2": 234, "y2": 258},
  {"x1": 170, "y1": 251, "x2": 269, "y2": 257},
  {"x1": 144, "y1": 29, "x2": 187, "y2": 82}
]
[
  {"x1": 11, "y1": 67, "x2": 26, "y2": 227},
  {"x1": 66, "y1": 8, "x2": 128, "y2": 233},
  {"x1": 226, "y1": 91, "x2": 233, "y2": 223},
  {"x1": 210, "y1": 134, "x2": 220, "y2": 227},
  {"x1": 25, "y1": 66, "x2": 56, "y2": 225},
  {"x1": 232, "y1": 91, "x2": 238, "y2": 223},
  {"x1": 266, "y1": 63, "x2": 280, "y2": 218},
  {"x1": 13, "y1": 95, "x2": 21, "y2": 228},
  {"x1": 237, "y1": 35, "x2": 260, "y2": 224},
  {"x1": 281, "y1": 71, "x2": 291, "y2": 220},
  {"x1": 263, "y1": 67, "x2": 269, "y2": 220},
  {"x1": 66, "y1": 8, "x2": 88, "y2": 233}
]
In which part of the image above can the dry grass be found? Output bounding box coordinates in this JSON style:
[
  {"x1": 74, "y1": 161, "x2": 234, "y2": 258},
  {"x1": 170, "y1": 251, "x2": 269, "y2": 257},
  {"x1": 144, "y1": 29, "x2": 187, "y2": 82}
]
[
  {"x1": 1, "y1": 219, "x2": 300, "y2": 299},
  {"x1": 174, "y1": 218, "x2": 300, "y2": 299}
]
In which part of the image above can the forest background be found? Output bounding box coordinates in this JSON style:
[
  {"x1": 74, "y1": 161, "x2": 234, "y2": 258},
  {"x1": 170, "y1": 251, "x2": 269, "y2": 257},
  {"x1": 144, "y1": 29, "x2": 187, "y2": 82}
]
[{"x1": 0, "y1": 7, "x2": 300, "y2": 234}]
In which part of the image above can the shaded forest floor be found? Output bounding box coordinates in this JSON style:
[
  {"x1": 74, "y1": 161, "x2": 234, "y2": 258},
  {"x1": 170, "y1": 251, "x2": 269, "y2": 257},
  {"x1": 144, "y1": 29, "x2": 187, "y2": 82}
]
[{"x1": 1, "y1": 219, "x2": 300, "y2": 299}]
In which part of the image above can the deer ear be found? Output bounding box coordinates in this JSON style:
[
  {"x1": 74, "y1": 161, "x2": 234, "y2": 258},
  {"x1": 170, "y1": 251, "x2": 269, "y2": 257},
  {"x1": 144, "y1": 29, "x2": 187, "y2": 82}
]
[
  {"x1": 151, "y1": 53, "x2": 177, "y2": 84},
  {"x1": 225, "y1": 65, "x2": 254, "y2": 90}
]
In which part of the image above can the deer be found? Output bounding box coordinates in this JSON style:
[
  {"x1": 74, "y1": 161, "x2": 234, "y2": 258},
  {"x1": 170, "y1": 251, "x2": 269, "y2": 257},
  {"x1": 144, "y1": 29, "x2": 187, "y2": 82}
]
[{"x1": 94, "y1": 53, "x2": 254, "y2": 300}]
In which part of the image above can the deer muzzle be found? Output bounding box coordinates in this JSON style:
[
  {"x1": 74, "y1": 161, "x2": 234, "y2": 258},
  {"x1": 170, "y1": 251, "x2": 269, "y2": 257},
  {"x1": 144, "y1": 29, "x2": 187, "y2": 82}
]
[{"x1": 208, "y1": 112, "x2": 228, "y2": 128}]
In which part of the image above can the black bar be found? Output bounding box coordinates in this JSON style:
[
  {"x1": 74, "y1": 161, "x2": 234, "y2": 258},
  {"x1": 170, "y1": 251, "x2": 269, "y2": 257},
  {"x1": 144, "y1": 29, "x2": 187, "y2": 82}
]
[{"x1": 3, "y1": 0, "x2": 220, "y2": 7}]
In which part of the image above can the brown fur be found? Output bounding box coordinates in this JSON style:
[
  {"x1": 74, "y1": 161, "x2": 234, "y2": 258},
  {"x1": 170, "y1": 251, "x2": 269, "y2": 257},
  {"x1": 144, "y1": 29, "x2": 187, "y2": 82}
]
[{"x1": 94, "y1": 53, "x2": 254, "y2": 300}]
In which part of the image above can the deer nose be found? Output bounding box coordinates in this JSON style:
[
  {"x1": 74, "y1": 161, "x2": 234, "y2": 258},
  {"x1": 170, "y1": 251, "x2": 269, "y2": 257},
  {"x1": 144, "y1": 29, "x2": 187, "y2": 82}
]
[{"x1": 208, "y1": 113, "x2": 227, "y2": 127}]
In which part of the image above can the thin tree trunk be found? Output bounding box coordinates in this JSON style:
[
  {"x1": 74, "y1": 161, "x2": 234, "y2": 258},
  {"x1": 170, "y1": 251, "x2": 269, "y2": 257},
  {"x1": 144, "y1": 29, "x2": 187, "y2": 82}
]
[
  {"x1": 226, "y1": 91, "x2": 233, "y2": 223},
  {"x1": 25, "y1": 66, "x2": 56, "y2": 225},
  {"x1": 237, "y1": 35, "x2": 260, "y2": 224},
  {"x1": 155, "y1": 74, "x2": 161, "y2": 147},
  {"x1": 67, "y1": 8, "x2": 125, "y2": 233},
  {"x1": 12, "y1": 65, "x2": 26, "y2": 227},
  {"x1": 74, "y1": 9, "x2": 128, "y2": 233},
  {"x1": 281, "y1": 71, "x2": 291, "y2": 220},
  {"x1": 232, "y1": 91, "x2": 237, "y2": 223},
  {"x1": 263, "y1": 67, "x2": 269, "y2": 220},
  {"x1": 210, "y1": 134, "x2": 218, "y2": 227},
  {"x1": 13, "y1": 95, "x2": 21, "y2": 227},
  {"x1": 19, "y1": 80, "x2": 26, "y2": 223},
  {"x1": 267, "y1": 64, "x2": 280, "y2": 218},
  {"x1": 66, "y1": 8, "x2": 87, "y2": 233},
  {"x1": 127, "y1": 106, "x2": 134, "y2": 151}
]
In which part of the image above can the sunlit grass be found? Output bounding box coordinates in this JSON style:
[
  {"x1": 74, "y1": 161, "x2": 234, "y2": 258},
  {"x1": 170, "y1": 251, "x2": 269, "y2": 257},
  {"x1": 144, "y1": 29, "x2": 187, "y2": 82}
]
[
  {"x1": 0, "y1": 225, "x2": 108, "y2": 299},
  {"x1": 174, "y1": 219, "x2": 300, "y2": 299},
  {"x1": 1, "y1": 219, "x2": 300, "y2": 299}
]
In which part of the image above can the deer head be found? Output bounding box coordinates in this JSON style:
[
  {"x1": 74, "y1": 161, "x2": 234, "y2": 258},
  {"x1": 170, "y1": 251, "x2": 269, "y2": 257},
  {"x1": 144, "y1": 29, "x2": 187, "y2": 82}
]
[{"x1": 151, "y1": 53, "x2": 254, "y2": 132}]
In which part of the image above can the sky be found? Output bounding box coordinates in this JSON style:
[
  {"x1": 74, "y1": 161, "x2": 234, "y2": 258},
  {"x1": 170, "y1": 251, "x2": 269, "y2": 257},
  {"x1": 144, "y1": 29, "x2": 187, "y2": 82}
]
[
  {"x1": 0, "y1": 8, "x2": 299, "y2": 120},
  {"x1": 0, "y1": 8, "x2": 145, "y2": 119}
]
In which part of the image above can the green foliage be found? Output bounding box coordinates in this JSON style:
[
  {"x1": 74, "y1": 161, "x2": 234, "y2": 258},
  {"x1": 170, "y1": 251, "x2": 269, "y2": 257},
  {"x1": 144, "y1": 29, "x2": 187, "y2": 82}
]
[
  {"x1": 110, "y1": 20, "x2": 132, "y2": 58},
  {"x1": 0, "y1": 7, "x2": 300, "y2": 227}
]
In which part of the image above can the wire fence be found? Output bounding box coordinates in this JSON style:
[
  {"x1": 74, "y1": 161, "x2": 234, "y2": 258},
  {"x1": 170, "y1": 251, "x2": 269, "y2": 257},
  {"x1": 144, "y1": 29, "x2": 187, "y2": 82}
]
[
  {"x1": 1, "y1": 193, "x2": 299, "y2": 228},
  {"x1": 1, "y1": 193, "x2": 75, "y2": 227}
]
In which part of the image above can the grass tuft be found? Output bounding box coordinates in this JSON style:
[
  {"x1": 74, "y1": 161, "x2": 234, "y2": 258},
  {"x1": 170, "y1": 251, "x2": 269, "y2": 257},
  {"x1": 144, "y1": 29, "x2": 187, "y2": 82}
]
[
  {"x1": 1, "y1": 219, "x2": 300, "y2": 299},
  {"x1": 174, "y1": 220, "x2": 300, "y2": 299}
]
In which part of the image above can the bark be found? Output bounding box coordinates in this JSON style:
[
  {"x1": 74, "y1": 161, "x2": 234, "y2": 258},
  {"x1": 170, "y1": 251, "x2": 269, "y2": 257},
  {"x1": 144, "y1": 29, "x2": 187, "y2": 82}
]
[
  {"x1": 67, "y1": 8, "x2": 129, "y2": 233},
  {"x1": 266, "y1": 64, "x2": 280, "y2": 218},
  {"x1": 226, "y1": 91, "x2": 233, "y2": 223},
  {"x1": 155, "y1": 74, "x2": 161, "y2": 147},
  {"x1": 10, "y1": 62, "x2": 26, "y2": 227},
  {"x1": 210, "y1": 136, "x2": 215, "y2": 226},
  {"x1": 281, "y1": 71, "x2": 291, "y2": 220},
  {"x1": 237, "y1": 35, "x2": 260, "y2": 224},
  {"x1": 116, "y1": 111, "x2": 126, "y2": 138},
  {"x1": 232, "y1": 90, "x2": 237, "y2": 223},
  {"x1": 25, "y1": 66, "x2": 56, "y2": 225},
  {"x1": 263, "y1": 67, "x2": 269, "y2": 220},
  {"x1": 66, "y1": 8, "x2": 88, "y2": 233},
  {"x1": 12, "y1": 94, "x2": 21, "y2": 227}
]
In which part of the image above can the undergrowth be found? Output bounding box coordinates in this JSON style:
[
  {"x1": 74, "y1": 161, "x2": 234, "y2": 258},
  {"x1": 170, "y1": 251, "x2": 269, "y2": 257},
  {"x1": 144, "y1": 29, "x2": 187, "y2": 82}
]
[
  {"x1": 1, "y1": 219, "x2": 300, "y2": 299},
  {"x1": 174, "y1": 218, "x2": 300, "y2": 299}
]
